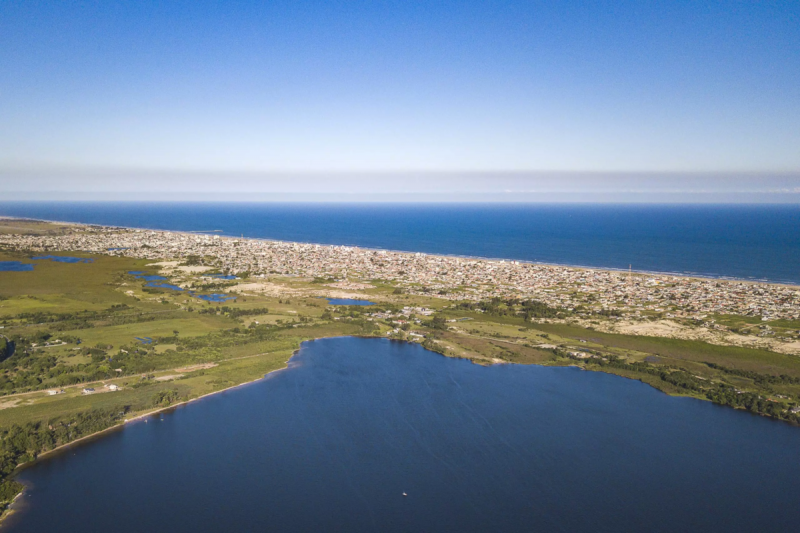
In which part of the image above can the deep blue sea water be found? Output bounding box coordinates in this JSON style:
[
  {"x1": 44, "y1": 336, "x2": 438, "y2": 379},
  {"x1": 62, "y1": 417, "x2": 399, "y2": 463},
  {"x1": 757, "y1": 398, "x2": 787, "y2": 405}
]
[
  {"x1": 7, "y1": 337, "x2": 800, "y2": 533},
  {"x1": 1, "y1": 202, "x2": 798, "y2": 283}
]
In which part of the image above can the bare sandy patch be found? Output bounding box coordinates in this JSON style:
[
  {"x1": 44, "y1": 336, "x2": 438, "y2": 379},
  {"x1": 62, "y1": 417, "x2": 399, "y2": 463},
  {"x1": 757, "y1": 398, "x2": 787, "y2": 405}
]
[
  {"x1": 587, "y1": 318, "x2": 800, "y2": 356},
  {"x1": 326, "y1": 281, "x2": 375, "y2": 290},
  {"x1": 155, "y1": 374, "x2": 184, "y2": 381},
  {"x1": 174, "y1": 363, "x2": 217, "y2": 372},
  {"x1": 0, "y1": 399, "x2": 21, "y2": 410},
  {"x1": 148, "y1": 261, "x2": 180, "y2": 268},
  {"x1": 232, "y1": 281, "x2": 383, "y2": 303},
  {"x1": 780, "y1": 341, "x2": 800, "y2": 354},
  {"x1": 177, "y1": 265, "x2": 214, "y2": 273},
  {"x1": 0, "y1": 398, "x2": 35, "y2": 410},
  {"x1": 315, "y1": 288, "x2": 389, "y2": 303},
  {"x1": 235, "y1": 282, "x2": 305, "y2": 297},
  {"x1": 617, "y1": 321, "x2": 684, "y2": 337}
]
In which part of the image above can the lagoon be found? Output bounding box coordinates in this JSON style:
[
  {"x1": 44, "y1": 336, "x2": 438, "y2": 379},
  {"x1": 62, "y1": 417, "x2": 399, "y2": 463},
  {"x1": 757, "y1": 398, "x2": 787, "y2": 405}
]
[
  {"x1": 132, "y1": 274, "x2": 167, "y2": 281},
  {"x1": 145, "y1": 281, "x2": 183, "y2": 291},
  {"x1": 8, "y1": 337, "x2": 800, "y2": 533},
  {"x1": 0, "y1": 262, "x2": 33, "y2": 272},
  {"x1": 31, "y1": 255, "x2": 92, "y2": 263},
  {"x1": 196, "y1": 293, "x2": 237, "y2": 302},
  {"x1": 325, "y1": 298, "x2": 374, "y2": 306},
  {"x1": 128, "y1": 271, "x2": 167, "y2": 281}
]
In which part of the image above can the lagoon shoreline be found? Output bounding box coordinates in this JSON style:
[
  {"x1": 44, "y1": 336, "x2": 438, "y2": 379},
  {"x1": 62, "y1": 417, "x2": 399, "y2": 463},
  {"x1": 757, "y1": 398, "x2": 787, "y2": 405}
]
[
  {"x1": 0, "y1": 349, "x2": 299, "y2": 526},
  {"x1": 6, "y1": 336, "x2": 800, "y2": 533},
  {"x1": 2, "y1": 215, "x2": 800, "y2": 527}
]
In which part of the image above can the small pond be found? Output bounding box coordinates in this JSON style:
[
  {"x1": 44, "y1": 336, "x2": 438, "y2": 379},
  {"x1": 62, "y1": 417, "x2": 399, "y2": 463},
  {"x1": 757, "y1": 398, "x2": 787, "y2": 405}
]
[
  {"x1": 196, "y1": 293, "x2": 237, "y2": 302},
  {"x1": 0, "y1": 261, "x2": 34, "y2": 272},
  {"x1": 325, "y1": 298, "x2": 375, "y2": 306},
  {"x1": 129, "y1": 271, "x2": 168, "y2": 281},
  {"x1": 32, "y1": 256, "x2": 93, "y2": 263},
  {"x1": 144, "y1": 282, "x2": 236, "y2": 302},
  {"x1": 145, "y1": 282, "x2": 184, "y2": 291}
]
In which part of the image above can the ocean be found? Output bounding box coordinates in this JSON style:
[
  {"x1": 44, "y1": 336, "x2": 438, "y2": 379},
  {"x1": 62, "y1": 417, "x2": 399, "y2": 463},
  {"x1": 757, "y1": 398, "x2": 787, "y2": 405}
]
[{"x1": 0, "y1": 202, "x2": 798, "y2": 284}]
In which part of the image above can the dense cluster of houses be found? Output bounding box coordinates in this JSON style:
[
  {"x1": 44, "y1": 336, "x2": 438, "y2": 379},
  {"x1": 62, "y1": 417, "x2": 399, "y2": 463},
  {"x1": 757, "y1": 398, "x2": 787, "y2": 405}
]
[{"x1": 3, "y1": 224, "x2": 799, "y2": 321}]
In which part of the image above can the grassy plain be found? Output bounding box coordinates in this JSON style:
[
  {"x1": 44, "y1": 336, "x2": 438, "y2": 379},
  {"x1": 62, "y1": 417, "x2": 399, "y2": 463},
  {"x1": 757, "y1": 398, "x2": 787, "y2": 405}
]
[
  {"x1": 2, "y1": 246, "x2": 797, "y2": 422},
  {"x1": 0, "y1": 219, "x2": 76, "y2": 236}
]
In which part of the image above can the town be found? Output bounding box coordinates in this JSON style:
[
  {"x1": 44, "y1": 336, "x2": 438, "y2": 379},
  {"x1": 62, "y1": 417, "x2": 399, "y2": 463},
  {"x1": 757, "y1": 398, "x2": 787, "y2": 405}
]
[{"x1": 2, "y1": 222, "x2": 798, "y2": 326}]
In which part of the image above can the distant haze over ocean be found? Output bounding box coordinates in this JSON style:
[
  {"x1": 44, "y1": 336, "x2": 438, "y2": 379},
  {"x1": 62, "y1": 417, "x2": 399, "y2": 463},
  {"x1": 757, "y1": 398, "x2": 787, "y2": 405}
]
[
  {"x1": 2, "y1": 172, "x2": 800, "y2": 203},
  {"x1": 1, "y1": 202, "x2": 798, "y2": 285}
]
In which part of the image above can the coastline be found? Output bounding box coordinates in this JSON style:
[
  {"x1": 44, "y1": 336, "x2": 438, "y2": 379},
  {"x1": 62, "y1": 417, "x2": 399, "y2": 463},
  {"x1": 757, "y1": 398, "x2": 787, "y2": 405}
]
[
  {"x1": 2, "y1": 214, "x2": 797, "y2": 289},
  {"x1": 3, "y1": 213, "x2": 800, "y2": 525},
  {"x1": 0, "y1": 351, "x2": 297, "y2": 525},
  {"x1": 19, "y1": 334, "x2": 373, "y2": 467},
  {"x1": 2, "y1": 334, "x2": 377, "y2": 525},
  {"x1": 3, "y1": 331, "x2": 800, "y2": 527}
]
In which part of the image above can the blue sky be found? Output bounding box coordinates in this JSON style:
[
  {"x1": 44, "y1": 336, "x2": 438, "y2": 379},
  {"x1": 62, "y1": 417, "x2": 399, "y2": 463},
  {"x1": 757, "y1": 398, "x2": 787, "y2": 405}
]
[{"x1": 0, "y1": 1, "x2": 798, "y2": 199}]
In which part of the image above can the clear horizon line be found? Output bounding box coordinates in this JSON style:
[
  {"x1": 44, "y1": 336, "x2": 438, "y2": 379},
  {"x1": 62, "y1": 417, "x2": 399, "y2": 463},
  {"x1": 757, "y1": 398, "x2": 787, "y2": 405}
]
[
  {"x1": 3, "y1": 167, "x2": 800, "y2": 175},
  {"x1": 2, "y1": 199, "x2": 800, "y2": 205}
]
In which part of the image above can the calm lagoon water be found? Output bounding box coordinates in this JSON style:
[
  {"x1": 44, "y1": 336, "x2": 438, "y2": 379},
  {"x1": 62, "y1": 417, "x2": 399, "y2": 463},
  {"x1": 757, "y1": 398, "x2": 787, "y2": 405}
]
[
  {"x1": 0, "y1": 261, "x2": 33, "y2": 272},
  {"x1": 8, "y1": 337, "x2": 800, "y2": 533},
  {"x1": 129, "y1": 270, "x2": 167, "y2": 281},
  {"x1": 145, "y1": 281, "x2": 184, "y2": 291},
  {"x1": 325, "y1": 298, "x2": 375, "y2": 306},
  {"x1": 31, "y1": 255, "x2": 92, "y2": 263},
  {"x1": 196, "y1": 293, "x2": 237, "y2": 302},
  {"x1": 0, "y1": 256, "x2": 93, "y2": 271}
]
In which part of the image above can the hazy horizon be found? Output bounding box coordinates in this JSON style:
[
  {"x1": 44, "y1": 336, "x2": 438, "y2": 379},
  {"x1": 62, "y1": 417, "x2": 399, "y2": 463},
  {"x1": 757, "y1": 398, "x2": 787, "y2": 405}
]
[
  {"x1": 1, "y1": 2, "x2": 798, "y2": 202},
  {"x1": 2, "y1": 170, "x2": 800, "y2": 203}
]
